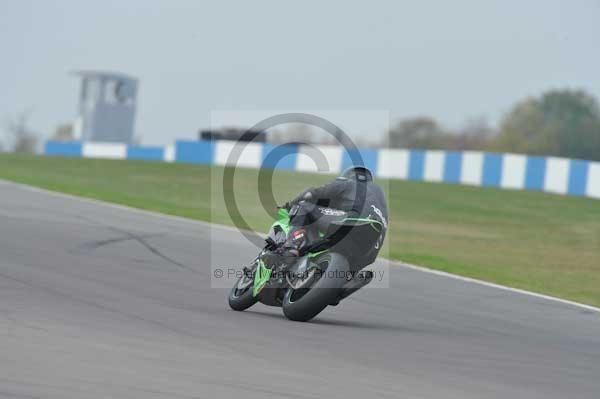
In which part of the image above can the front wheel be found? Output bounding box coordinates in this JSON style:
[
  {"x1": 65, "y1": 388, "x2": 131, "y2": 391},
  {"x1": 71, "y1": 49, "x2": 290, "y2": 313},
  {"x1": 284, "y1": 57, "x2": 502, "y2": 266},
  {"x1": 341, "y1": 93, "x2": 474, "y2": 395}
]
[
  {"x1": 282, "y1": 252, "x2": 350, "y2": 322},
  {"x1": 228, "y1": 268, "x2": 258, "y2": 311}
]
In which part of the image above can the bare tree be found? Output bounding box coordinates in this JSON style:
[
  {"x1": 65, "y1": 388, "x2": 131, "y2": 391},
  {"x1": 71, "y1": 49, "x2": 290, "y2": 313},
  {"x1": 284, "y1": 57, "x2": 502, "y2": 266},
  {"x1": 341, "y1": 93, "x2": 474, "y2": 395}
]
[
  {"x1": 388, "y1": 116, "x2": 445, "y2": 149},
  {"x1": 268, "y1": 124, "x2": 317, "y2": 144},
  {"x1": 385, "y1": 115, "x2": 497, "y2": 151},
  {"x1": 447, "y1": 116, "x2": 496, "y2": 151},
  {"x1": 4, "y1": 110, "x2": 39, "y2": 153}
]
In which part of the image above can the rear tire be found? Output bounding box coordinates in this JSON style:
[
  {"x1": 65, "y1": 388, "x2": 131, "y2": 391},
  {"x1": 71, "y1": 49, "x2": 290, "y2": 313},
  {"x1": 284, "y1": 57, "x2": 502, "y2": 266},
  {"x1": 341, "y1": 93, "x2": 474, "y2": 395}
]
[
  {"x1": 228, "y1": 273, "x2": 258, "y2": 311},
  {"x1": 282, "y1": 252, "x2": 350, "y2": 322}
]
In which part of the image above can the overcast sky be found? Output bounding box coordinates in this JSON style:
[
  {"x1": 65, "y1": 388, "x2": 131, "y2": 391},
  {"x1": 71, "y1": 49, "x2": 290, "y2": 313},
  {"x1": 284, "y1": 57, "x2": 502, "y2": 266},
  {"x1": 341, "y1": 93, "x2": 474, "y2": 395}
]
[{"x1": 1, "y1": 0, "x2": 599, "y2": 145}]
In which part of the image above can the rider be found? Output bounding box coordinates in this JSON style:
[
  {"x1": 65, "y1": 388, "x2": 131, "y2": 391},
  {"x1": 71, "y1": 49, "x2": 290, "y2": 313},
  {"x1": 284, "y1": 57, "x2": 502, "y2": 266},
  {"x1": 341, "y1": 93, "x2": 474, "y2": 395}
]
[{"x1": 280, "y1": 166, "x2": 388, "y2": 258}]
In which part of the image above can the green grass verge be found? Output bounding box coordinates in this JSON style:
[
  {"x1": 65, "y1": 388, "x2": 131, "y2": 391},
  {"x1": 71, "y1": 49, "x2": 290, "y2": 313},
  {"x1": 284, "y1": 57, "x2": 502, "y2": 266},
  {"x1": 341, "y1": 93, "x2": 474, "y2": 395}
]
[{"x1": 1, "y1": 153, "x2": 599, "y2": 306}]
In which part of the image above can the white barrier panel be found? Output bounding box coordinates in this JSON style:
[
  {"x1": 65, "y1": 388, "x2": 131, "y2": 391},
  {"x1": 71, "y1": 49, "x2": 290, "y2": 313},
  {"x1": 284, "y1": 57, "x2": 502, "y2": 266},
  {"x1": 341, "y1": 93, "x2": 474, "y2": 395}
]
[
  {"x1": 215, "y1": 141, "x2": 262, "y2": 168},
  {"x1": 376, "y1": 149, "x2": 409, "y2": 179},
  {"x1": 587, "y1": 162, "x2": 600, "y2": 199},
  {"x1": 82, "y1": 142, "x2": 126, "y2": 159},
  {"x1": 544, "y1": 157, "x2": 569, "y2": 194},
  {"x1": 164, "y1": 145, "x2": 175, "y2": 162},
  {"x1": 460, "y1": 151, "x2": 483, "y2": 186},
  {"x1": 424, "y1": 150, "x2": 445, "y2": 182},
  {"x1": 296, "y1": 144, "x2": 342, "y2": 174},
  {"x1": 501, "y1": 153, "x2": 526, "y2": 189}
]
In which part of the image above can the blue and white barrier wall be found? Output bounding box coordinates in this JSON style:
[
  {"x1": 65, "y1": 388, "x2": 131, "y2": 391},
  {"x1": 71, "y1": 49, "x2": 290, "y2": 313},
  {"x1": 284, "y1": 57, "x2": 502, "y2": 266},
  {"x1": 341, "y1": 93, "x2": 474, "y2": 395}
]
[
  {"x1": 45, "y1": 141, "x2": 175, "y2": 162},
  {"x1": 44, "y1": 140, "x2": 600, "y2": 199}
]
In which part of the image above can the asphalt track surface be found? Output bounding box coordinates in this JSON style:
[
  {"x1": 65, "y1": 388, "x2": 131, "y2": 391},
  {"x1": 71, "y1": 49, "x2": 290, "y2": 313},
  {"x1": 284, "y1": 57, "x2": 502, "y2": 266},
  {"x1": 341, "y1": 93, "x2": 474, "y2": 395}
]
[{"x1": 1, "y1": 180, "x2": 599, "y2": 399}]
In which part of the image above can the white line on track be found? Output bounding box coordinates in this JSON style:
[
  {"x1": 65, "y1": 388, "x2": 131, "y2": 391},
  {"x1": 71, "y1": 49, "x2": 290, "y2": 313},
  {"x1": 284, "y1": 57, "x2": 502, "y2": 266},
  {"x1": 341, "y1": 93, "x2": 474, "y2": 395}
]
[{"x1": 3, "y1": 178, "x2": 599, "y2": 314}]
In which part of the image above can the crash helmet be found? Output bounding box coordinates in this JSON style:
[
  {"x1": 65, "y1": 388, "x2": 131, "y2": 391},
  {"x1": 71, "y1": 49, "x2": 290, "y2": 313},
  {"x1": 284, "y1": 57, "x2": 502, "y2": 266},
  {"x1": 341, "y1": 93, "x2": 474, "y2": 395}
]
[{"x1": 340, "y1": 166, "x2": 373, "y2": 182}]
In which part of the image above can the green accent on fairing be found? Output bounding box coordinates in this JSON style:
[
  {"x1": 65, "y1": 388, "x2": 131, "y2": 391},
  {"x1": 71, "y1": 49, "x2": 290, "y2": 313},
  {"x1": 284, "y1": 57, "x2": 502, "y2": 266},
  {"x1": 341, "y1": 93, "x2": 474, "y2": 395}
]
[
  {"x1": 318, "y1": 231, "x2": 325, "y2": 238},
  {"x1": 308, "y1": 249, "x2": 329, "y2": 258},
  {"x1": 272, "y1": 208, "x2": 291, "y2": 235},
  {"x1": 278, "y1": 207, "x2": 289, "y2": 220},
  {"x1": 252, "y1": 259, "x2": 272, "y2": 297}
]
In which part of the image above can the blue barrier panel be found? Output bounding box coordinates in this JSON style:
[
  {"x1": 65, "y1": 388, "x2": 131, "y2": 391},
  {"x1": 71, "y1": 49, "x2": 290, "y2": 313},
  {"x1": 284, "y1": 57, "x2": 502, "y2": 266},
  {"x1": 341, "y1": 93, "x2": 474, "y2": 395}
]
[
  {"x1": 261, "y1": 143, "x2": 298, "y2": 170},
  {"x1": 482, "y1": 153, "x2": 503, "y2": 187},
  {"x1": 524, "y1": 156, "x2": 546, "y2": 190},
  {"x1": 568, "y1": 159, "x2": 589, "y2": 196},
  {"x1": 443, "y1": 151, "x2": 462, "y2": 183},
  {"x1": 175, "y1": 140, "x2": 214, "y2": 163},
  {"x1": 127, "y1": 146, "x2": 164, "y2": 161},
  {"x1": 44, "y1": 141, "x2": 82, "y2": 157},
  {"x1": 341, "y1": 148, "x2": 379, "y2": 174},
  {"x1": 408, "y1": 150, "x2": 425, "y2": 180}
]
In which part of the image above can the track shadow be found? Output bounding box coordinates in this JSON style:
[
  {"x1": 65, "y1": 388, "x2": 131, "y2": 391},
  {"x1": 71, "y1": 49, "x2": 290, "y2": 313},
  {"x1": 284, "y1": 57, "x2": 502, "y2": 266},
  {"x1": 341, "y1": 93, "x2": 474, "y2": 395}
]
[{"x1": 241, "y1": 308, "x2": 427, "y2": 334}]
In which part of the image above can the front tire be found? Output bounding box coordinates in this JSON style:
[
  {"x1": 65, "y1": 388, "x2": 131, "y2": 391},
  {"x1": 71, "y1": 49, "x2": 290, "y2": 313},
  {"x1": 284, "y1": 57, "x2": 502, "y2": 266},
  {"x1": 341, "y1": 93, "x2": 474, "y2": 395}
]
[
  {"x1": 228, "y1": 271, "x2": 258, "y2": 311},
  {"x1": 282, "y1": 252, "x2": 350, "y2": 322}
]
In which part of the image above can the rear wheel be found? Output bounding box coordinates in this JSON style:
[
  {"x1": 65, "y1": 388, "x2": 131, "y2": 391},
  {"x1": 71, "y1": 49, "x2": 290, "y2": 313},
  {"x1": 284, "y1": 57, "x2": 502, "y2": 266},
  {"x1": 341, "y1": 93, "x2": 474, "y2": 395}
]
[
  {"x1": 228, "y1": 267, "x2": 258, "y2": 311},
  {"x1": 282, "y1": 252, "x2": 350, "y2": 322}
]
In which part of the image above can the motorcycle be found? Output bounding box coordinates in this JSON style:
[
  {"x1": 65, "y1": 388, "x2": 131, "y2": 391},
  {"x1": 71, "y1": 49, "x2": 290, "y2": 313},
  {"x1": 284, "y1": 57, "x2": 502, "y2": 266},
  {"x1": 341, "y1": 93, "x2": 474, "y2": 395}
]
[{"x1": 228, "y1": 204, "x2": 385, "y2": 322}]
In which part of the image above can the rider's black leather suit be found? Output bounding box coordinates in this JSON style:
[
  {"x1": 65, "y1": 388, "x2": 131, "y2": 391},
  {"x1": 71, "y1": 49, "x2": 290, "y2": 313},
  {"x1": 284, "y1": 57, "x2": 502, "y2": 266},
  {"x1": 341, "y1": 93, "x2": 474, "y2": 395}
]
[{"x1": 285, "y1": 176, "x2": 388, "y2": 269}]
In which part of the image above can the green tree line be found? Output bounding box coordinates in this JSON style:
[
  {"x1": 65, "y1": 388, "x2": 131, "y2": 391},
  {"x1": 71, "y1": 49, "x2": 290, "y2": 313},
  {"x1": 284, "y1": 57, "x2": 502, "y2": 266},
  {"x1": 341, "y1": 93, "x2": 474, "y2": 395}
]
[{"x1": 388, "y1": 89, "x2": 600, "y2": 161}]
